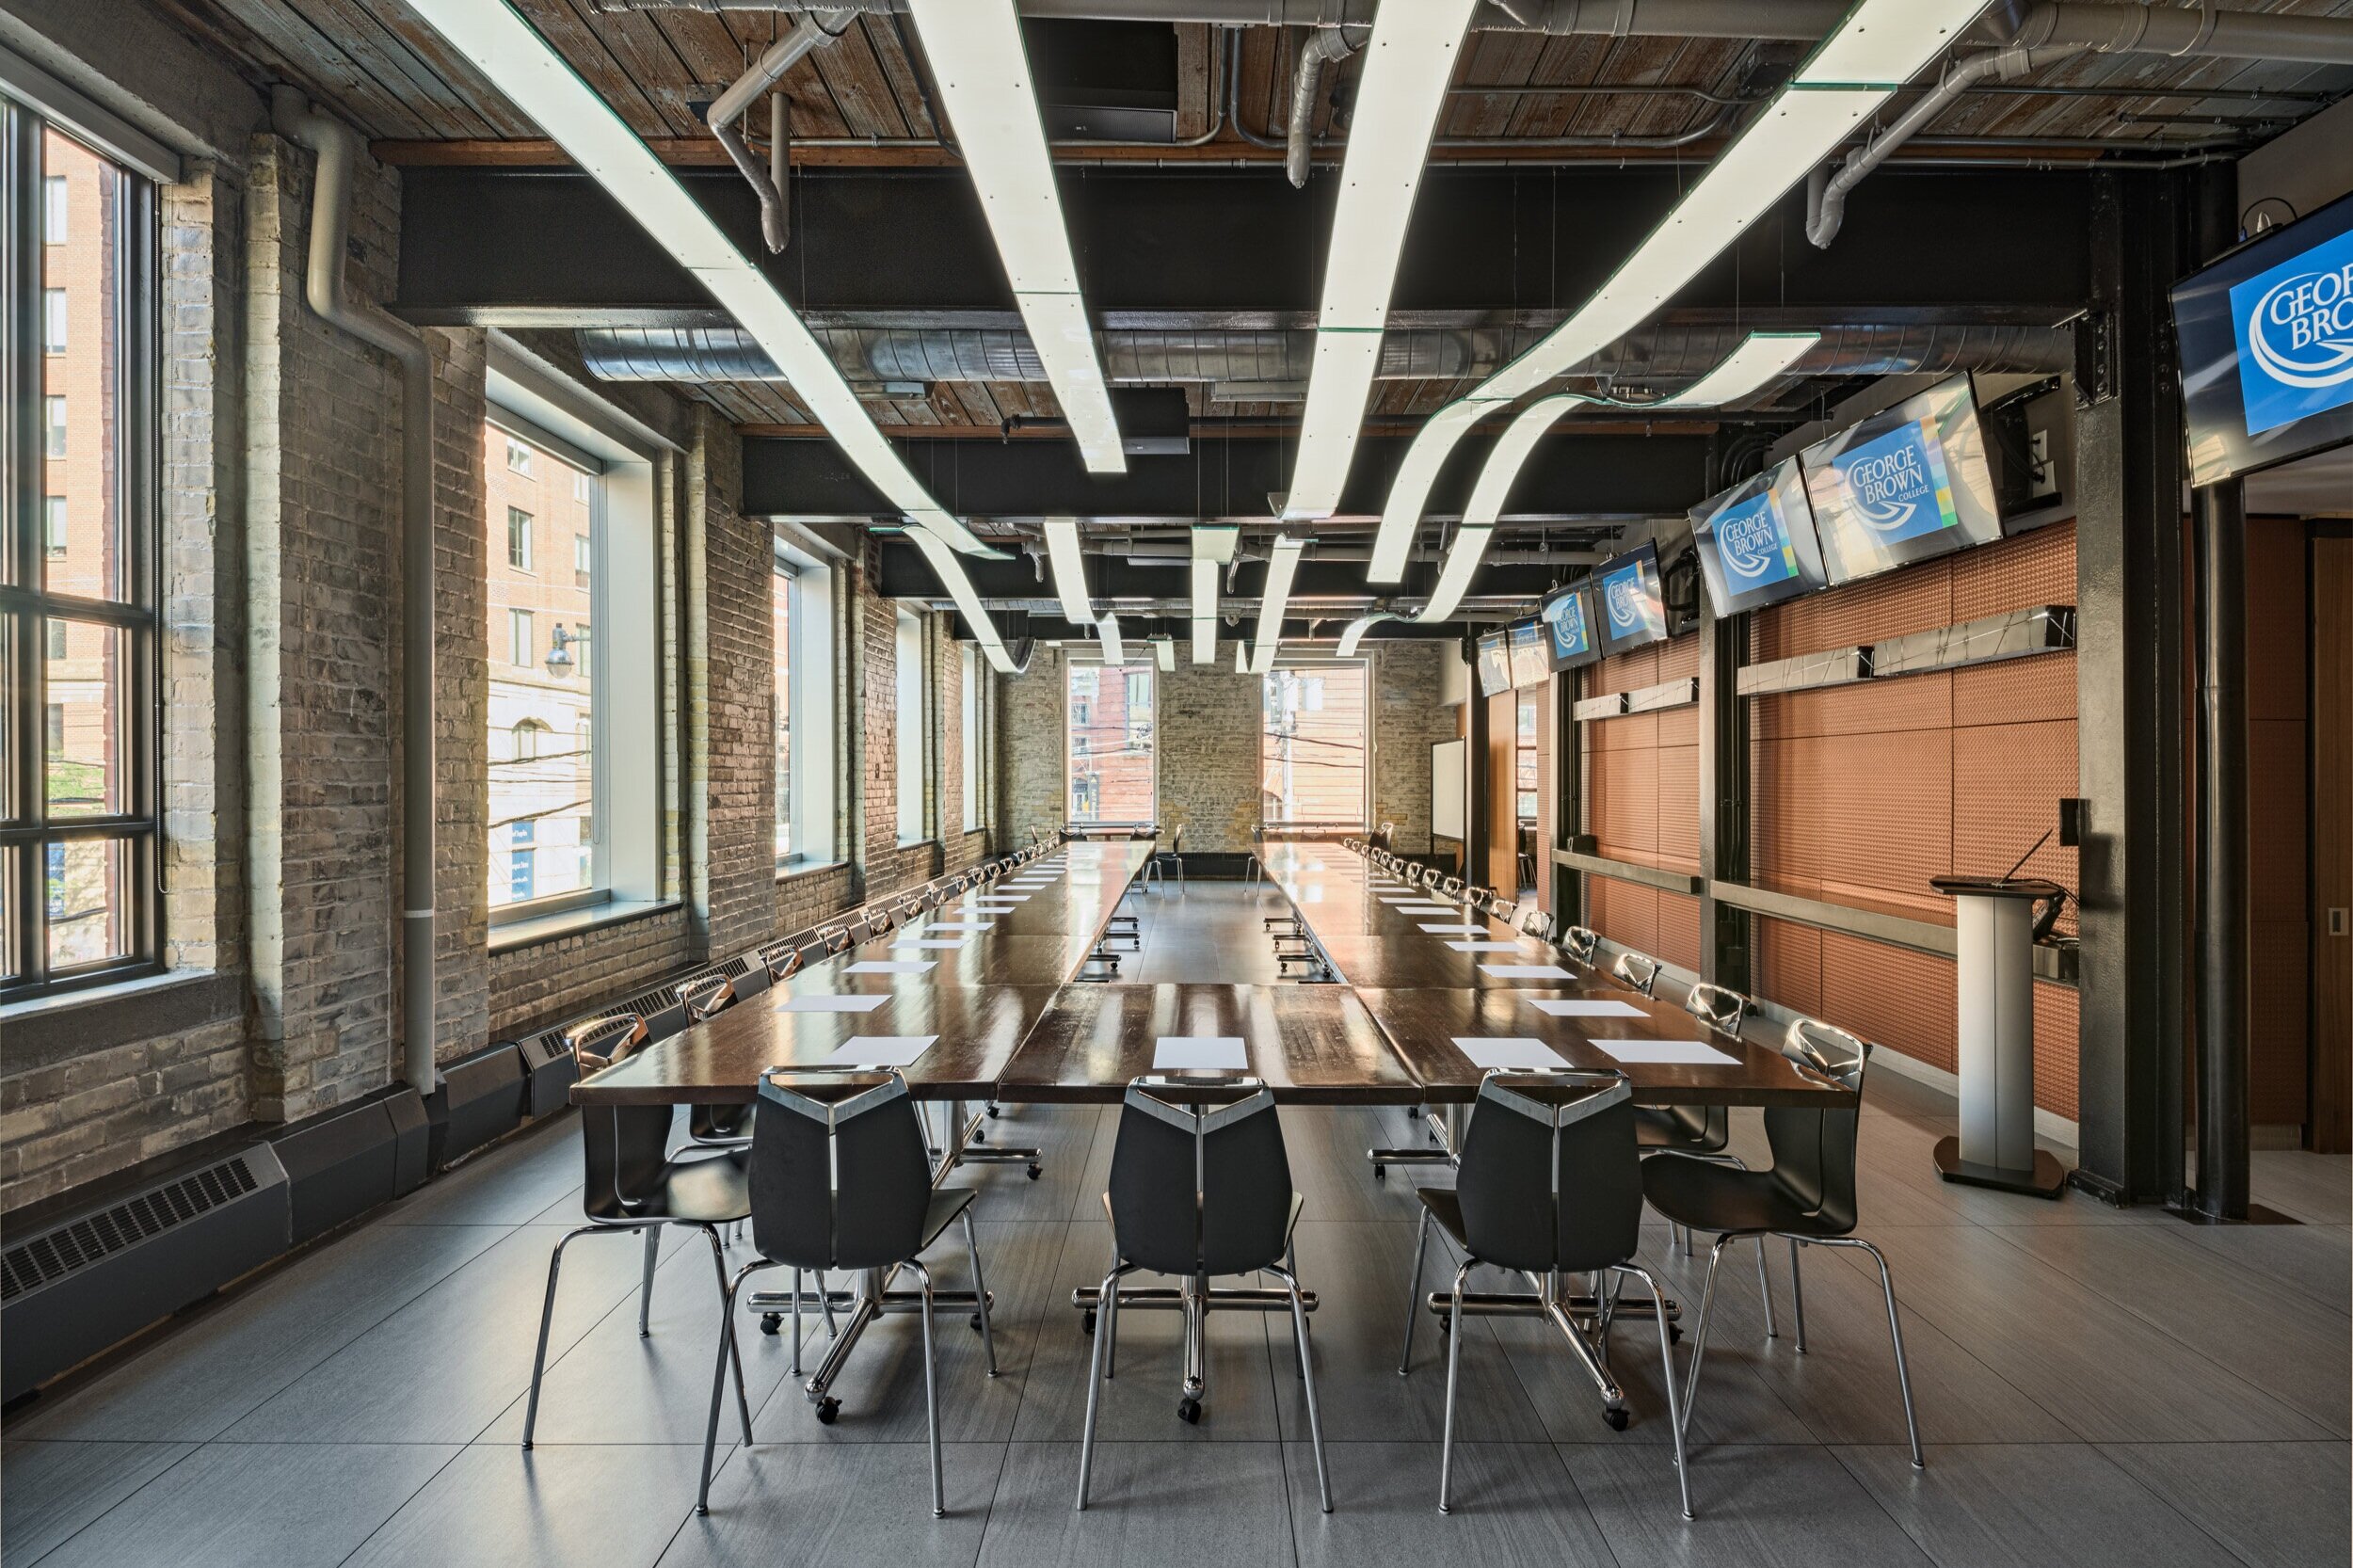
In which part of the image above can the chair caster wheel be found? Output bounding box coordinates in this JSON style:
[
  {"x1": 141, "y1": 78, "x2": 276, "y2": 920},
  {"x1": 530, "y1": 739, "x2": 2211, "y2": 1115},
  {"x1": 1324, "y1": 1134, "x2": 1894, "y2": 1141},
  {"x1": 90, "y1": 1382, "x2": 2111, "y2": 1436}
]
[
  {"x1": 759, "y1": 1314, "x2": 782, "y2": 1336},
  {"x1": 814, "y1": 1397, "x2": 840, "y2": 1426},
  {"x1": 1082, "y1": 1309, "x2": 1096, "y2": 1335},
  {"x1": 971, "y1": 1128, "x2": 987, "y2": 1144},
  {"x1": 1176, "y1": 1397, "x2": 1202, "y2": 1425},
  {"x1": 970, "y1": 1311, "x2": 985, "y2": 1332},
  {"x1": 1669, "y1": 1322, "x2": 1683, "y2": 1344},
  {"x1": 1603, "y1": 1406, "x2": 1630, "y2": 1432},
  {"x1": 1026, "y1": 1163, "x2": 1042, "y2": 1180},
  {"x1": 1372, "y1": 1165, "x2": 1386, "y2": 1181},
  {"x1": 986, "y1": 1105, "x2": 1000, "y2": 1119}
]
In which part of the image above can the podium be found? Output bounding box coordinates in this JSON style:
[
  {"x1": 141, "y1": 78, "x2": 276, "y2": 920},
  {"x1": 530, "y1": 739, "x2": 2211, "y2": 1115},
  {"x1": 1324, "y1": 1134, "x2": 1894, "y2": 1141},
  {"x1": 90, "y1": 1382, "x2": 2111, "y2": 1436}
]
[{"x1": 1929, "y1": 874, "x2": 2068, "y2": 1197}]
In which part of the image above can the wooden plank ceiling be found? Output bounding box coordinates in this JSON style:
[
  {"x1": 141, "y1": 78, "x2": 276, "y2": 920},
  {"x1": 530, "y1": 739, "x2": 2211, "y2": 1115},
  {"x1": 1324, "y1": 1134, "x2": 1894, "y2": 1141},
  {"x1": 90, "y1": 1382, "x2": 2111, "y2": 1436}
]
[{"x1": 155, "y1": 0, "x2": 2353, "y2": 437}]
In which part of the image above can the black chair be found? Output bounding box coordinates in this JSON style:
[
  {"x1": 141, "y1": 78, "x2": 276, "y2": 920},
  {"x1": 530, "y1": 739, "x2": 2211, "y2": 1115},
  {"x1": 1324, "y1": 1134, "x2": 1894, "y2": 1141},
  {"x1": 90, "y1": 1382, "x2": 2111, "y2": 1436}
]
[
  {"x1": 1142, "y1": 823, "x2": 1185, "y2": 891},
  {"x1": 698, "y1": 1069, "x2": 997, "y2": 1518},
  {"x1": 1077, "y1": 1077, "x2": 1330, "y2": 1513},
  {"x1": 1400, "y1": 1069, "x2": 1690, "y2": 1519},
  {"x1": 523, "y1": 1014, "x2": 753, "y2": 1450},
  {"x1": 1641, "y1": 1017, "x2": 1922, "y2": 1470}
]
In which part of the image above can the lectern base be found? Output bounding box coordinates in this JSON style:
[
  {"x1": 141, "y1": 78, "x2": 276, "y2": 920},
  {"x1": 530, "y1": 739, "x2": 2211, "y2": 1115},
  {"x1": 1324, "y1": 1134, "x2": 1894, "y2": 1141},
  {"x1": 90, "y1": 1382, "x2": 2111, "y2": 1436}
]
[{"x1": 1931, "y1": 1136, "x2": 2067, "y2": 1199}]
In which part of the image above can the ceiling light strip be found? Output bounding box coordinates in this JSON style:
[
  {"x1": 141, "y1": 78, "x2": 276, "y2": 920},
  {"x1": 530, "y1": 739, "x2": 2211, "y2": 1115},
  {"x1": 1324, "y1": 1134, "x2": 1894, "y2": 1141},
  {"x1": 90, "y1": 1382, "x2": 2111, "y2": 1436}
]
[
  {"x1": 1098, "y1": 613, "x2": 1125, "y2": 666},
  {"x1": 1043, "y1": 518, "x2": 1094, "y2": 624},
  {"x1": 1252, "y1": 536, "x2": 1306, "y2": 675},
  {"x1": 904, "y1": 0, "x2": 1126, "y2": 473},
  {"x1": 908, "y1": 525, "x2": 1016, "y2": 673},
  {"x1": 1285, "y1": 0, "x2": 1483, "y2": 521},
  {"x1": 1192, "y1": 525, "x2": 1238, "y2": 664},
  {"x1": 401, "y1": 0, "x2": 1000, "y2": 556}
]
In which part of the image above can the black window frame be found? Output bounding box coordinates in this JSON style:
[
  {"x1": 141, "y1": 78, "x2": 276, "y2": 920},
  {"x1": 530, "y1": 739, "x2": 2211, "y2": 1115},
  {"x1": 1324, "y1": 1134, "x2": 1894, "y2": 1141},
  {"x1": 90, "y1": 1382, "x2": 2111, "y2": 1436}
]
[{"x1": 3, "y1": 97, "x2": 163, "y2": 1001}]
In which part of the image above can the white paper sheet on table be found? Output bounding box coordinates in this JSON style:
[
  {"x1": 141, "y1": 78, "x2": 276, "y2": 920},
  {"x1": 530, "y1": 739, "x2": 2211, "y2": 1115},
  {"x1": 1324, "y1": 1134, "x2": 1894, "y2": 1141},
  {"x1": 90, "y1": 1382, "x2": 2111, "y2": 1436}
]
[
  {"x1": 1394, "y1": 904, "x2": 1458, "y2": 915},
  {"x1": 842, "y1": 960, "x2": 935, "y2": 975},
  {"x1": 1588, "y1": 1040, "x2": 1739, "y2": 1065},
  {"x1": 1446, "y1": 940, "x2": 1525, "y2": 952},
  {"x1": 1452, "y1": 1036, "x2": 1569, "y2": 1071},
  {"x1": 976, "y1": 895, "x2": 1029, "y2": 903},
  {"x1": 1481, "y1": 963, "x2": 1573, "y2": 979},
  {"x1": 891, "y1": 938, "x2": 967, "y2": 950},
  {"x1": 1527, "y1": 999, "x2": 1645, "y2": 1018},
  {"x1": 1152, "y1": 1035, "x2": 1248, "y2": 1071},
  {"x1": 922, "y1": 920, "x2": 995, "y2": 932},
  {"x1": 1418, "y1": 923, "x2": 1489, "y2": 935},
  {"x1": 776, "y1": 994, "x2": 890, "y2": 1014},
  {"x1": 821, "y1": 1034, "x2": 936, "y2": 1068}
]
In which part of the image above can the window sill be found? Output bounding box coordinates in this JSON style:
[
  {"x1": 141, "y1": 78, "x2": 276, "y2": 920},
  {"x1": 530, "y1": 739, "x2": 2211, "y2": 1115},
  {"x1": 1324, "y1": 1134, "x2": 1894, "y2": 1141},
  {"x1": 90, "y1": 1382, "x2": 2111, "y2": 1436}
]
[
  {"x1": 489, "y1": 897, "x2": 680, "y2": 955},
  {"x1": 895, "y1": 836, "x2": 937, "y2": 852},
  {"x1": 776, "y1": 857, "x2": 849, "y2": 886},
  {"x1": 0, "y1": 966, "x2": 208, "y2": 1024}
]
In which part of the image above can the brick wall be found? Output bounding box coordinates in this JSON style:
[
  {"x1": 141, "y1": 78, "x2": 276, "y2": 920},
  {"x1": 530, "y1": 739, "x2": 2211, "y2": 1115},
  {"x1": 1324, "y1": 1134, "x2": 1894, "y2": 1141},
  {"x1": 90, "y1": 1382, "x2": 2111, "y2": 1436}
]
[
  {"x1": 425, "y1": 326, "x2": 491, "y2": 1059},
  {"x1": 1368, "y1": 642, "x2": 1457, "y2": 858}
]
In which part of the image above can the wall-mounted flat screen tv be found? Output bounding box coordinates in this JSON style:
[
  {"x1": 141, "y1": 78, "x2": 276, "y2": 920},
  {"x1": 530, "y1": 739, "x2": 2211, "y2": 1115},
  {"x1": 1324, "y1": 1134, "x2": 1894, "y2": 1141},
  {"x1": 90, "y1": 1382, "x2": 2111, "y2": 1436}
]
[
  {"x1": 1593, "y1": 540, "x2": 1669, "y2": 655},
  {"x1": 1540, "y1": 582, "x2": 1602, "y2": 671},
  {"x1": 1689, "y1": 456, "x2": 1830, "y2": 616},
  {"x1": 1506, "y1": 620, "x2": 1548, "y2": 688},
  {"x1": 1801, "y1": 374, "x2": 2003, "y2": 586},
  {"x1": 2172, "y1": 188, "x2": 2353, "y2": 485},
  {"x1": 1474, "y1": 631, "x2": 1513, "y2": 697}
]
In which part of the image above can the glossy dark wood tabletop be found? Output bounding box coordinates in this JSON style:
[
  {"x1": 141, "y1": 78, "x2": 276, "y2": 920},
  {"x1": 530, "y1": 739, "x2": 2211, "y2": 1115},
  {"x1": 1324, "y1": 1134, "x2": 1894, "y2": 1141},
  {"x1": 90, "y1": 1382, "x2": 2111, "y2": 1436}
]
[
  {"x1": 1352, "y1": 985, "x2": 1853, "y2": 1108},
  {"x1": 571, "y1": 983, "x2": 1064, "y2": 1104},
  {"x1": 995, "y1": 983, "x2": 1422, "y2": 1105}
]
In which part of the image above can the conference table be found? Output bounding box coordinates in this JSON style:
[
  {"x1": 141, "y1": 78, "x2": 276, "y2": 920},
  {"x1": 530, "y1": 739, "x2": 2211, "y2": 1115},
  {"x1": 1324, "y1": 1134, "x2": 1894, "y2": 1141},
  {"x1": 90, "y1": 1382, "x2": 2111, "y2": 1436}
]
[{"x1": 569, "y1": 832, "x2": 1850, "y2": 1429}]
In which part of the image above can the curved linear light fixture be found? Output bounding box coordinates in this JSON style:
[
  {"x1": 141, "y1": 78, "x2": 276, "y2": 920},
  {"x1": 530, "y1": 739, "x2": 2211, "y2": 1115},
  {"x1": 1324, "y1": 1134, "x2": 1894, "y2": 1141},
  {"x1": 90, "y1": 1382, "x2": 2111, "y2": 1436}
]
[
  {"x1": 1336, "y1": 612, "x2": 1392, "y2": 658},
  {"x1": 1250, "y1": 536, "x2": 1307, "y2": 675},
  {"x1": 1368, "y1": 0, "x2": 1990, "y2": 577},
  {"x1": 1284, "y1": 0, "x2": 1482, "y2": 521},
  {"x1": 400, "y1": 0, "x2": 1004, "y2": 558},
  {"x1": 904, "y1": 0, "x2": 1125, "y2": 473},
  {"x1": 1192, "y1": 525, "x2": 1239, "y2": 664},
  {"x1": 908, "y1": 525, "x2": 1016, "y2": 673},
  {"x1": 1043, "y1": 517, "x2": 1093, "y2": 625},
  {"x1": 1098, "y1": 613, "x2": 1126, "y2": 666}
]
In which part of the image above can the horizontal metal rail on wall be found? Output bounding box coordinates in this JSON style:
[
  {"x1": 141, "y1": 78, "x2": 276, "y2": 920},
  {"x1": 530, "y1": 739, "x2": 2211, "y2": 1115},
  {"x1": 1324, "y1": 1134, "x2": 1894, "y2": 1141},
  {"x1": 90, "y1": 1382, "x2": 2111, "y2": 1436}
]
[
  {"x1": 1706, "y1": 877, "x2": 2079, "y2": 985},
  {"x1": 1734, "y1": 606, "x2": 2075, "y2": 698},
  {"x1": 1572, "y1": 675, "x2": 1699, "y2": 722},
  {"x1": 1552, "y1": 847, "x2": 1703, "y2": 896}
]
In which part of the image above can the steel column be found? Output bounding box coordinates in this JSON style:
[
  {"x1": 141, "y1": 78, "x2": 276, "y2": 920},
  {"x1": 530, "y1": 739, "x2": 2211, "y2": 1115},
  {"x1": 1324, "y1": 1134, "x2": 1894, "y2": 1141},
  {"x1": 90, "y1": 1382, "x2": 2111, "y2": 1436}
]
[{"x1": 2191, "y1": 478, "x2": 2252, "y2": 1219}]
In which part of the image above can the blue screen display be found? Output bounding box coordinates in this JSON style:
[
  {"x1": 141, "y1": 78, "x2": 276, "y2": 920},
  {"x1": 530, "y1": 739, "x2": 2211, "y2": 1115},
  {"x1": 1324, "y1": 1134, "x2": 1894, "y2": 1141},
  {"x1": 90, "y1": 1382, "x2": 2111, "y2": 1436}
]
[
  {"x1": 1542, "y1": 589, "x2": 1593, "y2": 664},
  {"x1": 1822, "y1": 417, "x2": 1961, "y2": 548},
  {"x1": 1709, "y1": 489, "x2": 1800, "y2": 590},
  {"x1": 2229, "y1": 222, "x2": 2353, "y2": 436},
  {"x1": 1595, "y1": 547, "x2": 1667, "y2": 652}
]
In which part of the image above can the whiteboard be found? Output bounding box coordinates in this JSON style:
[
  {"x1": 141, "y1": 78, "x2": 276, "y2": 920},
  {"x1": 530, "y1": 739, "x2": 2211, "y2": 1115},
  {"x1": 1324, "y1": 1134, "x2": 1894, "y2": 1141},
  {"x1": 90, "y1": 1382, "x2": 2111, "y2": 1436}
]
[{"x1": 1431, "y1": 738, "x2": 1466, "y2": 842}]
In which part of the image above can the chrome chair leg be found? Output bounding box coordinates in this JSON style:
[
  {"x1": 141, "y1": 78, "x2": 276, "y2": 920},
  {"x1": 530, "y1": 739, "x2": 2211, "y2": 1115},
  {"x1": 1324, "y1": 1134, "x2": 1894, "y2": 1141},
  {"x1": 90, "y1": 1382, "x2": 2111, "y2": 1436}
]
[
  {"x1": 1787, "y1": 1237, "x2": 1807, "y2": 1352},
  {"x1": 1437, "y1": 1258, "x2": 1473, "y2": 1514},
  {"x1": 700, "y1": 1225, "x2": 754, "y2": 1446},
  {"x1": 696, "y1": 1256, "x2": 778, "y2": 1515},
  {"x1": 907, "y1": 1257, "x2": 945, "y2": 1516},
  {"x1": 1817, "y1": 1236, "x2": 1923, "y2": 1469},
  {"x1": 1676, "y1": 1235, "x2": 1732, "y2": 1439},
  {"x1": 1269, "y1": 1261, "x2": 1332, "y2": 1513},
  {"x1": 790, "y1": 1268, "x2": 806, "y2": 1375},
  {"x1": 639, "y1": 1224, "x2": 662, "y2": 1336},
  {"x1": 1614, "y1": 1263, "x2": 1695, "y2": 1521},
  {"x1": 1076, "y1": 1260, "x2": 1133, "y2": 1511},
  {"x1": 1754, "y1": 1235, "x2": 1777, "y2": 1340},
  {"x1": 1398, "y1": 1206, "x2": 1431, "y2": 1375},
  {"x1": 963, "y1": 1209, "x2": 1000, "y2": 1377},
  {"x1": 522, "y1": 1224, "x2": 598, "y2": 1449}
]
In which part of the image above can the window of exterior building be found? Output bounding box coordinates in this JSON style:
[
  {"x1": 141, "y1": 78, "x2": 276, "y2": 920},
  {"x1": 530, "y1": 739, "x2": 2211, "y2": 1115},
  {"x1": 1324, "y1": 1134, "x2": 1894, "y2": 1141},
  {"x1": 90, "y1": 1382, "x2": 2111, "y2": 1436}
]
[
  {"x1": 1261, "y1": 663, "x2": 1368, "y2": 830},
  {"x1": 961, "y1": 652, "x2": 981, "y2": 832},
  {"x1": 506, "y1": 505, "x2": 533, "y2": 571},
  {"x1": 4, "y1": 114, "x2": 161, "y2": 999},
  {"x1": 507, "y1": 607, "x2": 533, "y2": 668},
  {"x1": 572, "y1": 532, "x2": 590, "y2": 587},
  {"x1": 895, "y1": 609, "x2": 926, "y2": 842},
  {"x1": 1517, "y1": 696, "x2": 1539, "y2": 824},
  {"x1": 772, "y1": 536, "x2": 834, "y2": 868},
  {"x1": 505, "y1": 437, "x2": 533, "y2": 474},
  {"x1": 1067, "y1": 662, "x2": 1154, "y2": 826}
]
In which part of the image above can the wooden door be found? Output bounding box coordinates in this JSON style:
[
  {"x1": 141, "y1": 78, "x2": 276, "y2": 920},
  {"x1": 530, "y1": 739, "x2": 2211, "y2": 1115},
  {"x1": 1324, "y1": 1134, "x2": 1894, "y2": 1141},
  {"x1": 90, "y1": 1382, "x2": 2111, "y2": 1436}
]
[{"x1": 2313, "y1": 532, "x2": 2351, "y2": 1152}]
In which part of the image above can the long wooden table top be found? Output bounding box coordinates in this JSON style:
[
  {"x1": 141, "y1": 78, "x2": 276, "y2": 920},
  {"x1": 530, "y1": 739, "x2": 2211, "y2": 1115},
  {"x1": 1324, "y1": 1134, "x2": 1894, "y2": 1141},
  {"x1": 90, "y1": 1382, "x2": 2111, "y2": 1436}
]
[{"x1": 994, "y1": 983, "x2": 1421, "y2": 1106}]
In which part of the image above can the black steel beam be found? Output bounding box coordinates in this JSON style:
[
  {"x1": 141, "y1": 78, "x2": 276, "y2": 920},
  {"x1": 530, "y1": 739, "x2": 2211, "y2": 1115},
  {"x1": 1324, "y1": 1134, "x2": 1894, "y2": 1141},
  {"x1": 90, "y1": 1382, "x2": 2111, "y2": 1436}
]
[
  {"x1": 874, "y1": 538, "x2": 1590, "y2": 605},
  {"x1": 2191, "y1": 476, "x2": 2251, "y2": 1220},
  {"x1": 747, "y1": 428, "x2": 1711, "y2": 520},
  {"x1": 397, "y1": 165, "x2": 2094, "y2": 325},
  {"x1": 2072, "y1": 168, "x2": 2191, "y2": 1208}
]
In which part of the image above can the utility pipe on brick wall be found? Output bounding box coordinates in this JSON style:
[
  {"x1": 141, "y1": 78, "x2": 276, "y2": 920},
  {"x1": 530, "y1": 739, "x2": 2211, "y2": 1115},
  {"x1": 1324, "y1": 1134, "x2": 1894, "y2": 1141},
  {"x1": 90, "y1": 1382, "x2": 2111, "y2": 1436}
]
[{"x1": 270, "y1": 88, "x2": 438, "y2": 1095}]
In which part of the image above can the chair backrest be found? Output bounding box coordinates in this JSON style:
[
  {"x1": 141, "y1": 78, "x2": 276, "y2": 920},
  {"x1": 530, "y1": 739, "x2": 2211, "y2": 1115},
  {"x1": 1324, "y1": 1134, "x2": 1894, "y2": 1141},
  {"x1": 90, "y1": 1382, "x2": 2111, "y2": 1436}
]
[
  {"x1": 1612, "y1": 951, "x2": 1661, "y2": 997},
  {"x1": 1106, "y1": 1078, "x2": 1293, "y2": 1279},
  {"x1": 564, "y1": 1015, "x2": 674, "y2": 1221},
  {"x1": 1440, "y1": 875, "x2": 1465, "y2": 899},
  {"x1": 1560, "y1": 924, "x2": 1601, "y2": 965},
  {"x1": 815, "y1": 922, "x2": 854, "y2": 955},
  {"x1": 1171, "y1": 823, "x2": 1184, "y2": 853},
  {"x1": 567, "y1": 1012, "x2": 648, "y2": 1074},
  {"x1": 678, "y1": 969, "x2": 736, "y2": 1023},
  {"x1": 749, "y1": 1070, "x2": 936, "y2": 1271},
  {"x1": 1453, "y1": 1070, "x2": 1641, "y2": 1274},
  {"x1": 1761, "y1": 1018, "x2": 1869, "y2": 1234},
  {"x1": 760, "y1": 938, "x2": 804, "y2": 982},
  {"x1": 1683, "y1": 981, "x2": 1749, "y2": 1036}
]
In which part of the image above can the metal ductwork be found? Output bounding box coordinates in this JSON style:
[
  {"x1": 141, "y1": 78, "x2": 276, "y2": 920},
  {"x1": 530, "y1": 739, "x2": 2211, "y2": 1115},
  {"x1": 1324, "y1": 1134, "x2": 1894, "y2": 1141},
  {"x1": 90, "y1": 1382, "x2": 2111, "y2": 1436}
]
[
  {"x1": 578, "y1": 319, "x2": 2071, "y2": 392},
  {"x1": 1287, "y1": 26, "x2": 1354, "y2": 187},
  {"x1": 584, "y1": 0, "x2": 1850, "y2": 40}
]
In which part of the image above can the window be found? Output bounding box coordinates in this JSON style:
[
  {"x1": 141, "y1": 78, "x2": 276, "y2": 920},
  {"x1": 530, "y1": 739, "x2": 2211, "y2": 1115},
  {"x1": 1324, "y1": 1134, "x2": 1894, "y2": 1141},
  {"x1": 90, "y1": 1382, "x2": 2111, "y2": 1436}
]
[
  {"x1": 1067, "y1": 662, "x2": 1154, "y2": 825},
  {"x1": 1516, "y1": 696, "x2": 1539, "y2": 824},
  {"x1": 486, "y1": 417, "x2": 597, "y2": 913},
  {"x1": 895, "y1": 610, "x2": 926, "y2": 842},
  {"x1": 961, "y1": 652, "x2": 981, "y2": 832},
  {"x1": 1260, "y1": 663, "x2": 1368, "y2": 829},
  {"x1": 573, "y1": 532, "x2": 591, "y2": 588},
  {"x1": 5, "y1": 117, "x2": 160, "y2": 999},
  {"x1": 771, "y1": 537, "x2": 835, "y2": 867}
]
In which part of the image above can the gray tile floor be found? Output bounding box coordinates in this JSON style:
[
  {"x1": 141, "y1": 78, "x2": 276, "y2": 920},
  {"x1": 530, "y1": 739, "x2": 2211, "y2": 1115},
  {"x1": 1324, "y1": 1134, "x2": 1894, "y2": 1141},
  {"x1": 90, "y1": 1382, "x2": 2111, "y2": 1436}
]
[{"x1": 6, "y1": 884, "x2": 2346, "y2": 1566}]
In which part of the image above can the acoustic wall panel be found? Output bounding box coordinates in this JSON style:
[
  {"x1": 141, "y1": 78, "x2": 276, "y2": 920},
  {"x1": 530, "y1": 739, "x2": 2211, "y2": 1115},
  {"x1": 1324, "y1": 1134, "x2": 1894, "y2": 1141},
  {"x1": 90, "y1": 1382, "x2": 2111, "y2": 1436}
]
[{"x1": 1655, "y1": 889, "x2": 1703, "y2": 974}]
